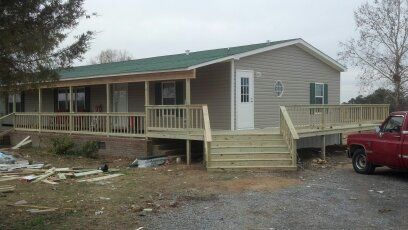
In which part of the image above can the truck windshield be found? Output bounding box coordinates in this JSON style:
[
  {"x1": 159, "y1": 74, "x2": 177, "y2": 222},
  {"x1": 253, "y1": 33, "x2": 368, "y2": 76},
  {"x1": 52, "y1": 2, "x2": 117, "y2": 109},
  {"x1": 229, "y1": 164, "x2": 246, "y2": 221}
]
[{"x1": 382, "y1": 116, "x2": 404, "y2": 132}]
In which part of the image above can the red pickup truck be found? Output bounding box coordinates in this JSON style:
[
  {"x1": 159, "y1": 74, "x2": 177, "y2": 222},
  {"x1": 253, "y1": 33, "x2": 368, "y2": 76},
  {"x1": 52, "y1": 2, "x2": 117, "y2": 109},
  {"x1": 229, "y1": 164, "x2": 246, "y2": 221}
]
[{"x1": 347, "y1": 111, "x2": 408, "y2": 174}]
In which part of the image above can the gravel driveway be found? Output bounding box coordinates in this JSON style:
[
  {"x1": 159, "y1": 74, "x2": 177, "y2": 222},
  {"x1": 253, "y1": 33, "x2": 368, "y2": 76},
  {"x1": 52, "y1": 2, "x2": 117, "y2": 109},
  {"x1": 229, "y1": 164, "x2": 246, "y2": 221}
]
[{"x1": 140, "y1": 165, "x2": 408, "y2": 229}]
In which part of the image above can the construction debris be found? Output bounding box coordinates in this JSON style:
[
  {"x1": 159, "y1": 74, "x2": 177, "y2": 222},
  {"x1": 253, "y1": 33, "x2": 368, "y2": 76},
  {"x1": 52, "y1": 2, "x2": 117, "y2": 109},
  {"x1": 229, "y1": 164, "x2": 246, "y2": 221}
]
[
  {"x1": 77, "y1": 173, "x2": 124, "y2": 182},
  {"x1": 0, "y1": 152, "x2": 16, "y2": 164},
  {"x1": 74, "y1": 170, "x2": 103, "y2": 177},
  {"x1": 11, "y1": 136, "x2": 31, "y2": 150},
  {"x1": 0, "y1": 185, "x2": 16, "y2": 193}
]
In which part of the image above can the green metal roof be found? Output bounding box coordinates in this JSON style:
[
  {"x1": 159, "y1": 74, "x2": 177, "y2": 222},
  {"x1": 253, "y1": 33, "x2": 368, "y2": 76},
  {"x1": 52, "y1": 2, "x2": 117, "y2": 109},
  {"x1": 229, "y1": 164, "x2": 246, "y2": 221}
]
[{"x1": 59, "y1": 39, "x2": 298, "y2": 80}]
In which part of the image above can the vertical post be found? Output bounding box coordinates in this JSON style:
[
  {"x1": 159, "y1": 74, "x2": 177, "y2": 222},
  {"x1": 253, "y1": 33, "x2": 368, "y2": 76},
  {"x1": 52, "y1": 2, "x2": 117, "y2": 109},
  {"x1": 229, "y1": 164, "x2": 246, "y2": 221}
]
[
  {"x1": 230, "y1": 60, "x2": 235, "y2": 131},
  {"x1": 320, "y1": 135, "x2": 326, "y2": 160},
  {"x1": 144, "y1": 81, "x2": 149, "y2": 137},
  {"x1": 359, "y1": 105, "x2": 363, "y2": 126},
  {"x1": 321, "y1": 107, "x2": 325, "y2": 130},
  {"x1": 12, "y1": 94, "x2": 16, "y2": 113},
  {"x1": 12, "y1": 94, "x2": 16, "y2": 128},
  {"x1": 185, "y1": 78, "x2": 191, "y2": 165},
  {"x1": 69, "y1": 86, "x2": 73, "y2": 133},
  {"x1": 185, "y1": 78, "x2": 191, "y2": 105},
  {"x1": 106, "y1": 83, "x2": 110, "y2": 136},
  {"x1": 38, "y1": 88, "x2": 42, "y2": 132},
  {"x1": 186, "y1": 139, "x2": 191, "y2": 165}
]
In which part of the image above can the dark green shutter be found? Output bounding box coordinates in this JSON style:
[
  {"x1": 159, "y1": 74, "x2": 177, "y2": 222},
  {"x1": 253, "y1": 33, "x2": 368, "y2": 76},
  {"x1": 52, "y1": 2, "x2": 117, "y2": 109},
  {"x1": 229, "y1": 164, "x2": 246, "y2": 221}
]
[
  {"x1": 310, "y1": 83, "x2": 315, "y2": 104},
  {"x1": 324, "y1": 84, "x2": 328, "y2": 104},
  {"x1": 154, "y1": 82, "x2": 162, "y2": 105},
  {"x1": 53, "y1": 89, "x2": 58, "y2": 112},
  {"x1": 85, "y1": 87, "x2": 91, "y2": 112},
  {"x1": 176, "y1": 81, "x2": 184, "y2": 105}
]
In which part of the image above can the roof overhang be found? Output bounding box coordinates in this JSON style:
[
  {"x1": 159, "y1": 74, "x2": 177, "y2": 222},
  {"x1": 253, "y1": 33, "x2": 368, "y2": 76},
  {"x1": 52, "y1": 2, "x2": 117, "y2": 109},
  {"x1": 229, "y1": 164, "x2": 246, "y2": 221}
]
[{"x1": 187, "y1": 39, "x2": 346, "y2": 72}]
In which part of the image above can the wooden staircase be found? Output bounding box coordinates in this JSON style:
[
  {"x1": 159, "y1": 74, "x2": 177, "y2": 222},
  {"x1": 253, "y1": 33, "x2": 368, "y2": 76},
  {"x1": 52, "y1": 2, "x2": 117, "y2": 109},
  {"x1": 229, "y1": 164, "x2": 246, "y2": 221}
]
[{"x1": 207, "y1": 133, "x2": 296, "y2": 171}]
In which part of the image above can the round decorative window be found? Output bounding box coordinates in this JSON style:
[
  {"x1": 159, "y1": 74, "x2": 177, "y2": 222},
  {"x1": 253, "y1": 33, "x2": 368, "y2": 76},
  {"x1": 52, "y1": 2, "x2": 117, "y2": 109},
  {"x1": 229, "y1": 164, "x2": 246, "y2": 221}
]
[{"x1": 274, "y1": 80, "x2": 284, "y2": 97}]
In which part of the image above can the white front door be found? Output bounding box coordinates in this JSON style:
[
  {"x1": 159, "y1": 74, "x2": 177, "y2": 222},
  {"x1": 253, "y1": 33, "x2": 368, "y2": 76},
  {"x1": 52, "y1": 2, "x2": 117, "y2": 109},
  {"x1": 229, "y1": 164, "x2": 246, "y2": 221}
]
[{"x1": 235, "y1": 70, "x2": 254, "y2": 130}]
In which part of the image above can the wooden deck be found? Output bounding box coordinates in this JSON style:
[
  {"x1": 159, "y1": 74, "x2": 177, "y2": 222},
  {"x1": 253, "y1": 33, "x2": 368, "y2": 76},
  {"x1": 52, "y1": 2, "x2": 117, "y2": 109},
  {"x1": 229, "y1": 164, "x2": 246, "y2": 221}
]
[{"x1": 1, "y1": 104, "x2": 389, "y2": 170}]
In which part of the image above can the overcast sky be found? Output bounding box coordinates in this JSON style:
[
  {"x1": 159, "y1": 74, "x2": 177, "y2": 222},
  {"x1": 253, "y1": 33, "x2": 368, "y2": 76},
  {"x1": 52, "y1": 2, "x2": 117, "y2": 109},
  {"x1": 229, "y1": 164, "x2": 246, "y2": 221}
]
[{"x1": 72, "y1": 0, "x2": 369, "y2": 102}]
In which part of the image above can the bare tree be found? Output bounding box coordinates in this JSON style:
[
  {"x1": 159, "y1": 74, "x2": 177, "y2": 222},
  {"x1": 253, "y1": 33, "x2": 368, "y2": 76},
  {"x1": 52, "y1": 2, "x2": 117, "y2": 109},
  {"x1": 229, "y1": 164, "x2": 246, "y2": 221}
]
[
  {"x1": 339, "y1": 0, "x2": 408, "y2": 110},
  {"x1": 89, "y1": 49, "x2": 132, "y2": 64}
]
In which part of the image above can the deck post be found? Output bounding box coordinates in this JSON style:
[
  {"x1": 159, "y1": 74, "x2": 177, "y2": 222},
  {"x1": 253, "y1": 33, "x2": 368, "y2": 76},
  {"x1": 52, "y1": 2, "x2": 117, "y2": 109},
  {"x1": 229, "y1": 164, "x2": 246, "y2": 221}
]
[
  {"x1": 185, "y1": 78, "x2": 191, "y2": 165},
  {"x1": 106, "y1": 83, "x2": 110, "y2": 136},
  {"x1": 144, "y1": 81, "x2": 149, "y2": 137},
  {"x1": 12, "y1": 94, "x2": 16, "y2": 128},
  {"x1": 186, "y1": 139, "x2": 191, "y2": 165},
  {"x1": 69, "y1": 86, "x2": 73, "y2": 133},
  {"x1": 38, "y1": 88, "x2": 42, "y2": 132},
  {"x1": 320, "y1": 135, "x2": 326, "y2": 160}
]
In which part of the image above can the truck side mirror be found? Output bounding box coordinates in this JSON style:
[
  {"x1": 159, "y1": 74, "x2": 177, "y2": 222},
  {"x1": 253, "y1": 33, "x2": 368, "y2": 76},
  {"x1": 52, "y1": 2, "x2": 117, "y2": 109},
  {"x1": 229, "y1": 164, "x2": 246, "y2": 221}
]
[{"x1": 375, "y1": 126, "x2": 381, "y2": 133}]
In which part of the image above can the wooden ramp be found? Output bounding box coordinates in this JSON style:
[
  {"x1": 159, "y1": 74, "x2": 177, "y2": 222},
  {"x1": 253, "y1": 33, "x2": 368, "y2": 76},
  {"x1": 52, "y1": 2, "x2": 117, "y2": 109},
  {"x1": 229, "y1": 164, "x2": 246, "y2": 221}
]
[{"x1": 207, "y1": 132, "x2": 296, "y2": 171}]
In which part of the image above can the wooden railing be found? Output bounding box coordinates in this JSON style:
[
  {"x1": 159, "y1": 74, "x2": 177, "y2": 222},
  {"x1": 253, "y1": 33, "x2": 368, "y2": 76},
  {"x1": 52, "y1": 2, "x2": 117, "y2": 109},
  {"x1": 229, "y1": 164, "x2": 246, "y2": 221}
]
[
  {"x1": 145, "y1": 105, "x2": 205, "y2": 132},
  {"x1": 202, "y1": 105, "x2": 212, "y2": 164},
  {"x1": 14, "y1": 112, "x2": 145, "y2": 137},
  {"x1": 279, "y1": 106, "x2": 299, "y2": 167},
  {"x1": 0, "y1": 113, "x2": 15, "y2": 136},
  {"x1": 285, "y1": 104, "x2": 389, "y2": 129}
]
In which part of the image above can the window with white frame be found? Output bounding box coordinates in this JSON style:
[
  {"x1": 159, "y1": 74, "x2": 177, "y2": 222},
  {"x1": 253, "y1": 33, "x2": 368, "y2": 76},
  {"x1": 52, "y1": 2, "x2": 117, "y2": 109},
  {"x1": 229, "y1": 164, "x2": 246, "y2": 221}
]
[
  {"x1": 8, "y1": 93, "x2": 22, "y2": 112},
  {"x1": 57, "y1": 87, "x2": 86, "y2": 112},
  {"x1": 274, "y1": 80, "x2": 284, "y2": 97},
  {"x1": 162, "y1": 81, "x2": 176, "y2": 105},
  {"x1": 314, "y1": 83, "x2": 324, "y2": 104}
]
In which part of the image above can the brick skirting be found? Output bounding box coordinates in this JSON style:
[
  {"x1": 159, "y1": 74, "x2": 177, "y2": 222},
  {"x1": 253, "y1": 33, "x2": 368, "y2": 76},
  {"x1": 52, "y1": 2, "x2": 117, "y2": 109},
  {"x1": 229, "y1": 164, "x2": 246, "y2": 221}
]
[{"x1": 9, "y1": 131, "x2": 147, "y2": 159}]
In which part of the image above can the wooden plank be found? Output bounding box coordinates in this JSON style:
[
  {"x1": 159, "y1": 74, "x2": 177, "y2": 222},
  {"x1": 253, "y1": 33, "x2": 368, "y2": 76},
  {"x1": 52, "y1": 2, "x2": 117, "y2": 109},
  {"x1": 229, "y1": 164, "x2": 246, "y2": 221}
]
[
  {"x1": 42, "y1": 179, "x2": 58, "y2": 185},
  {"x1": 77, "y1": 173, "x2": 123, "y2": 182},
  {"x1": 33, "y1": 167, "x2": 55, "y2": 183},
  {"x1": 73, "y1": 170, "x2": 103, "y2": 177},
  {"x1": 186, "y1": 140, "x2": 191, "y2": 165},
  {"x1": 11, "y1": 136, "x2": 30, "y2": 149}
]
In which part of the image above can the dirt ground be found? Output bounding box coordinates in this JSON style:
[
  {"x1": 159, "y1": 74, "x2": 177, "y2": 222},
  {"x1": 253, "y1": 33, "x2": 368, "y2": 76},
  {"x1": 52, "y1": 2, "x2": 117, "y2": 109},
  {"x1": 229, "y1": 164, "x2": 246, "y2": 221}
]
[{"x1": 0, "y1": 147, "x2": 301, "y2": 229}]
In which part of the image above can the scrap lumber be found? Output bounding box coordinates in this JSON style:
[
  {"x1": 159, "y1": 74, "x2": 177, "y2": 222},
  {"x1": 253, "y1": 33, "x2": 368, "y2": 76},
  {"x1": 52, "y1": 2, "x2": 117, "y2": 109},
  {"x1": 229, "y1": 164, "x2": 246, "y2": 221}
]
[
  {"x1": 33, "y1": 167, "x2": 55, "y2": 183},
  {"x1": 57, "y1": 173, "x2": 66, "y2": 180},
  {"x1": 0, "y1": 185, "x2": 15, "y2": 192},
  {"x1": 73, "y1": 169, "x2": 103, "y2": 177},
  {"x1": 0, "y1": 176, "x2": 20, "y2": 182},
  {"x1": 11, "y1": 136, "x2": 31, "y2": 150},
  {"x1": 26, "y1": 208, "x2": 58, "y2": 213},
  {"x1": 77, "y1": 173, "x2": 124, "y2": 182},
  {"x1": 42, "y1": 179, "x2": 58, "y2": 185}
]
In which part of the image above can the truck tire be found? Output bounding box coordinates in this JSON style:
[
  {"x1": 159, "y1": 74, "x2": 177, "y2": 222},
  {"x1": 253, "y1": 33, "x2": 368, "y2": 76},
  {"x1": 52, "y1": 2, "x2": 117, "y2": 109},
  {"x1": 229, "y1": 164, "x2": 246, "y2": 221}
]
[{"x1": 352, "y1": 149, "x2": 375, "y2": 174}]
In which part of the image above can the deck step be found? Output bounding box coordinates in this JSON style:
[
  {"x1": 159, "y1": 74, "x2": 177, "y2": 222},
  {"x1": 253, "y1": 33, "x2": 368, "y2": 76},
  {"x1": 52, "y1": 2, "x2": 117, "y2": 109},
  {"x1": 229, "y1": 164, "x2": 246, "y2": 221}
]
[
  {"x1": 210, "y1": 146, "x2": 289, "y2": 153},
  {"x1": 207, "y1": 165, "x2": 297, "y2": 172},
  {"x1": 212, "y1": 134, "x2": 283, "y2": 141},
  {"x1": 207, "y1": 159, "x2": 292, "y2": 168},
  {"x1": 210, "y1": 153, "x2": 291, "y2": 160},
  {"x1": 211, "y1": 139, "x2": 286, "y2": 147}
]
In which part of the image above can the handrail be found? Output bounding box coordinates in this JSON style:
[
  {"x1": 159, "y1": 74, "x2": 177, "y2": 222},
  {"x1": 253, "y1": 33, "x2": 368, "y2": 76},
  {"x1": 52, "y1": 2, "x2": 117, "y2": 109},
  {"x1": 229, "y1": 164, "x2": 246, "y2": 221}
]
[
  {"x1": 0, "y1": 113, "x2": 15, "y2": 121},
  {"x1": 285, "y1": 104, "x2": 389, "y2": 108},
  {"x1": 202, "y1": 105, "x2": 212, "y2": 164},
  {"x1": 280, "y1": 107, "x2": 299, "y2": 140},
  {"x1": 280, "y1": 106, "x2": 299, "y2": 167}
]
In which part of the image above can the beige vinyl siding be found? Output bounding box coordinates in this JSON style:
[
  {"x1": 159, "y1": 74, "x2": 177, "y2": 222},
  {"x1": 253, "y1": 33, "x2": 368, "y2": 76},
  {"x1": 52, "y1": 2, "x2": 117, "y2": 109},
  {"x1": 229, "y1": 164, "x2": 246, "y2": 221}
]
[
  {"x1": 128, "y1": 82, "x2": 145, "y2": 112},
  {"x1": 90, "y1": 85, "x2": 106, "y2": 112},
  {"x1": 24, "y1": 90, "x2": 38, "y2": 112},
  {"x1": 191, "y1": 62, "x2": 231, "y2": 130},
  {"x1": 235, "y1": 45, "x2": 340, "y2": 129}
]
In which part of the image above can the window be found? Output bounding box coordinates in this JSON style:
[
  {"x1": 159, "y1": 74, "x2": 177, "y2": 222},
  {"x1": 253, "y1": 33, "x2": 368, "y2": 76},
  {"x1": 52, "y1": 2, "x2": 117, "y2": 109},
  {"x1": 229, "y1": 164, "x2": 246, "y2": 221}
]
[
  {"x1": 57, "y1": 87, "x2": 87, "y2": 112},
  {"x1": 74, "y1": 87, "x2": 86, "y2": 112},
  {"x1": 274, "y1": 80, "x2": 284, "y2": 97},
  {"x1": 8, "y1": 93, "x2": 23, "y2": 112},
  {"x1": 382, "y1": 116, "x2": 404, "y2": 132},
  {"x1": 241, "y1": 77, "x2": 249, "y2": 103},
  {"x1": 162, "y1": 81, "x2": 176, "y2": 105},
  {"x1": 57, "y1": 88, "x2": 70, "y2": 112},
  {"x1": 314, "y1": 83, "x2": 324, "y2": 104}
]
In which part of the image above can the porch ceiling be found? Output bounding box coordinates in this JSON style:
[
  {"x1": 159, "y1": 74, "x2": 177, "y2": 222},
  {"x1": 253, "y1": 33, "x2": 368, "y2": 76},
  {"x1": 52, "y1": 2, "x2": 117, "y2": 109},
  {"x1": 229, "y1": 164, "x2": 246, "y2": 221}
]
[{"x1": 42, "y1": 69, "x2": 196, "y2": 88}]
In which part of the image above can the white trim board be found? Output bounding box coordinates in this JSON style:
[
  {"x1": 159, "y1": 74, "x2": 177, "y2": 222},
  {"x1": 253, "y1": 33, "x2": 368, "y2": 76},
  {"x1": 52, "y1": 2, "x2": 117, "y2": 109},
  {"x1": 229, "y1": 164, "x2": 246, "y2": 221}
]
[{"x1": 188, "y1": 39, "x2": 346, "y2": 72}]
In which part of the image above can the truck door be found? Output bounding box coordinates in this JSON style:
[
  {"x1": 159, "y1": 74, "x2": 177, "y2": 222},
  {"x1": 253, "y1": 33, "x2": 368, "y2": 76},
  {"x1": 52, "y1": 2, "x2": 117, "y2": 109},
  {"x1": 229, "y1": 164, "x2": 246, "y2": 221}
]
[
  {"x1": 370, "y1": 115, "x2": 404, "y2": 168},
  {"x1": 400, "y1": 116, "x2": 408, "y2": 168}
]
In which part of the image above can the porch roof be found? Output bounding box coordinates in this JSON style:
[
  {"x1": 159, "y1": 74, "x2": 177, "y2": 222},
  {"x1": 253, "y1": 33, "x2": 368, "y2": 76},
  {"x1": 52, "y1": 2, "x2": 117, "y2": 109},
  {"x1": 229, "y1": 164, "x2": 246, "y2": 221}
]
[{"x1": 60, "y1": 38, "x2": 347, "y2": 81}]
